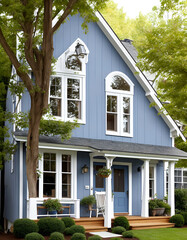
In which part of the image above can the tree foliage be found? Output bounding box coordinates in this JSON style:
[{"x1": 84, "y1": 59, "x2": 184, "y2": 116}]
[{"x1": 0, "y1": 0, "x2": 109, "y2": 197}]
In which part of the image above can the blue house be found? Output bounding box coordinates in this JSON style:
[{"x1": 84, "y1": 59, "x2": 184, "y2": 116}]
[{"x1": 4, "y1": 12, "x2": 187, "y2": 230}]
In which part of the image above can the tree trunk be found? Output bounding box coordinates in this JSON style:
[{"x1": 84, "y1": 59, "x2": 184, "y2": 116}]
[{"x1": 26, "y1": 93, "x2": 44, "y2": 198}]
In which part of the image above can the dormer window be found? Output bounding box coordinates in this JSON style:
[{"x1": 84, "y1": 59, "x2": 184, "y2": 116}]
[
  {"x1": 50, "y1": 38, "x2": 89, "y2": 124},
  {"x1": 106, "y1": 72, "x2": 134, "y2": 137}
]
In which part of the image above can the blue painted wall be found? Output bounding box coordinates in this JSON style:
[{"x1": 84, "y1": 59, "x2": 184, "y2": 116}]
[
  {"x1": 4, "y1": 143, "x2": 20, "y2": 223},
  {"x1": 156, "y1": 161, "x2": 164, "y2": 199}
]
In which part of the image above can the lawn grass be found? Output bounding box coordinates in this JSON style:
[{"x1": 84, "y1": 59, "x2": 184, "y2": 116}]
[{"x1": 131, "y1": 228, "x2": 187, "y2": 240}]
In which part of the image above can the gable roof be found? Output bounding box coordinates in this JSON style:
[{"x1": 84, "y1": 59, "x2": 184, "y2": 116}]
[{"x1": 95, "y1": 12, "x2": 185, "y2": 141}]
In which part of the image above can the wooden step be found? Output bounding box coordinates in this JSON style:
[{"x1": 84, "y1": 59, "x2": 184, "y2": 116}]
[
  {"x1": 127, "y1": 216, "x2": 171, "y2": 224},
  {"x1": 75, "y1": 217, "x2": 106, "y2": 232},
  {"x1": 84, "y1": 226, "x2": 108, "y2": 232},
  {"x1": 130, "y1": 222, "x2": 175, "y2": 230}
]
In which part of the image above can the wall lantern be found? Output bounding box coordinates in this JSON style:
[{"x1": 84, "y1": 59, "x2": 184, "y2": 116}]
[
  {"x1": 75, "y1": 43, "x2": 87, "y2": 58},
  {"x1": 137, "y1": 167, "x2": 141, "y2": 172},
  {"x1": 82, "y1": 164, "x2": 89, "y2": 174}
]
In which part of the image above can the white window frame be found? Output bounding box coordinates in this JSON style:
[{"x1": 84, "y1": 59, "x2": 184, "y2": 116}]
[
  {"x1": 105, "y1": 71, "x2": 134, "y2": 137},
  {"x1": 38, "y1": 149, "x2": 77, "y2": 200},
  {"x1": 50, "y1": 38, "x2": 89, "y2": 124},
  {"x1": 149, "y1": 164, "x2": 156, "y2": 199}
]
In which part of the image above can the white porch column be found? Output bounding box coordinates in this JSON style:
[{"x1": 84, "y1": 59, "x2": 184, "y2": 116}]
[
  {"x1": 168, "y1": 161, "x2": 175, "y2": 216},
  {"x1": 163, "y1": 161, "x2": 168, "y2": 197},
  {"x1": 28, "y1": 198, "x2": 37, "y2": 220},
  {"x1": 75, "y1": 199, "x2": 80, "y2": 218},
  {"x1": 141, "y1": 159, "x2": 149, "y2": 217},
  {"x1": 104, "y1": 157, "x2": 114, "y2": 228}
]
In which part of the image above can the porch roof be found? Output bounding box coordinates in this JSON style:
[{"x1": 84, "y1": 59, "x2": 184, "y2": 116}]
[{"x1": 14, "y1": 131, "x2": 187, "y2": 159}]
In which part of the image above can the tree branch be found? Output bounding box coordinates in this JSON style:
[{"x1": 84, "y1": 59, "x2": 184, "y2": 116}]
[
  {"x1": 52, "y1": 0, "x2": 79, "y2": 33},
  {"x1": 0, "y1": 27, "x2": 33, "y2": 93}
]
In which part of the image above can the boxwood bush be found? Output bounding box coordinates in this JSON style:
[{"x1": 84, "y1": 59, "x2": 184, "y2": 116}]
[
  {"x1": 111, "y1": 238, "x2": 121, "y2": 240},
  {"x1": 181, "y1": 212, "x2": 187, "y2": 225},
  {"x1": 25, "y1": 232, "x2": 44, "y2": 240},
  {"x1": 13, "y1": 218, "x2": 39, "y2": 238},
  {"x1": 38, "y1": 217, "x2": 65, "y2": 236},
  {"x1": 64, "y1": 227, "x2": 71, "y2": 235},
  {"x1": 111, "y1": 226, "x2": 126, "y2": 234},
  {"x1": 71, "y1": 233, "x2": 86, "y2": 240},
  {"x1": 169, "y1": 214, "x2": 184, "y2": 227},
  {"x1": 49, "y1": 232, "x2": 64, "y2": 240},
  {"x1": 113, "y1": 216, "x2": 130, "y2": 230},
  {"x1": 67, "y1": 225, "x2": 85, "y2": 235},
  {"x1": 88, "y1": 235, "x2": 102, "y2": 240},
  {"x1": 122, "y1": 231, "x2": 134, "y2": 238},
  {"x1": 61, "y1": 217, "x2": 75, "y2": 228}
]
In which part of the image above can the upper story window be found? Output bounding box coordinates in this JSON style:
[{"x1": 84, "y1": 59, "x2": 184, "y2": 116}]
[
  {"x1": 105, "y1": 71, "x2": 134, "y2": 137},
  {"x1": 50, "y1": 38, "x2": 89, "y2": 124}
]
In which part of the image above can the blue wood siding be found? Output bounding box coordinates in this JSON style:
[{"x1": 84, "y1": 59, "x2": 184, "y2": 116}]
[
  {"x1": 156, "y1": 161, "x2": 164, "y2": 199},
  {"x1": 4, "y1": 143, "x2": 20, "y2": 222},
  {"x1": 53, "y1": 15, "x2": 172, "y2": 147}
]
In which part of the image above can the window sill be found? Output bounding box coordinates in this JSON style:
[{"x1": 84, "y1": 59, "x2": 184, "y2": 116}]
[{"x1": 106, "y1": 131, "x2": 133, "y2": 138}]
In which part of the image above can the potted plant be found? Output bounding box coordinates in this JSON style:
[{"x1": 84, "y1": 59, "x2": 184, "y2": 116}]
[
  {"x1": 80, "y1": 195, "x2": 96, "y2": 211},
  {"x1": 149, "y1": 198, "x2": 170, "y2": 216},
  {"x1": 43, "y1": 198, "x2": 62, "y2": 214},
  {"x1": 97, "y1": 167, "x2": 112, "y2": 178}
]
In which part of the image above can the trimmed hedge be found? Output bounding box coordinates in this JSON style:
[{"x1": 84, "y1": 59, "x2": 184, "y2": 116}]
[
  {"x1": 175, "y1": 189, "x2": 187, "y2": 212},
  {"x1": 113, "y1": 216, "x2": 130, "y2": 230},
  {"x1": 64, "y1": 227, "x2": 71, "y2": 236},
  {"x1": 88, "y1": 235, "x2": 102, "y2": 240},
  {"x1": 25, "y1": 233, "x2": 44, "y2": 240},
  {"x1": 181, "y1": 212, "x2": 187, "y2": 225},
  {"x1": 38, "y1": 217, "x2": 65, "y2": 236},
  {"x1": 71, "y1": 233, "x2": 86, "y2": 240},
  {"x1": 111, "y1": 226, "x2": 126, "y2": 234},
  {"x1": 122, "y1": 231, "x2": 134, "y2": 238},
  {"x1": 111, "y1": 238, "x2": 121, "y2": 240},
  {"x1": 67, "y1": 225, "x2": 85, "y2": 235},
  {"x1": 49, "y1": 232, "x2": 64, "y2": 240},
  {"x1": 169, "y1": 214, "x2": 184, "y2": 227},
  {"x1": 13, "y1": 218, "x2": 39, "y2": 238},
  {"x1": 61, "y1": 217, "x2": 75, "y2": 228}
]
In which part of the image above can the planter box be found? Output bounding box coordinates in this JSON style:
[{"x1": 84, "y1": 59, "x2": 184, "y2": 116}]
[{"x1": 150, "y1": 208, "x2": 165, "y2": 216}]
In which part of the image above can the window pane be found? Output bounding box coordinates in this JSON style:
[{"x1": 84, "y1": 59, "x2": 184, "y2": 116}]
[
  {"x1": 66, "y1": 55, "x2": 82, "y2": 71},
  {"x1": 175, "y1": 183, "x2": 182, "y2": 189},
  {"x1": 123, "y1": 97, "x2": 130, "y2": 114},
  {"x1": 111, "y1": 75, "x2": 130, "y2": 91},
  {"x1": 43, "y1": 173, "x2": 56, "y2": 197},
  {"x1": 67, "y1": 100, "x2": 81, "y2": 119},
  {"x1": 44, "y1": 153, "x2": 56, "y2": 171},
  {"x1": 183, "y1": 171, "x2": 187, "y2": 177},
  {"x1": 62, "y1": 155, "x2": 71, "y2": 172},
  {"x1": 149, "y1": 167, "x2": 154, "y2": 179},
  {"x1": 123, "y1": 115, "x2": 130, "y2": 133},
  {"x1": 107, "y1": 96, "x2": 117, "y2": 112},
  {"x1": 114, "y1": 169, "x2": 124, "y2": 192},
  {"x1": 175, "y1": 177, "x2": 182, "y2": 182},
  {"x1": 50, "y1": 98, "x2": 61, "y2": 116},
  {"x1": 67, "y1": 78, "x2": 80, "y2": 99},
  {"x1": 107, "y1": 113, "x2": 117, "y2": 131},
  {"x1": 149, "y1": 180, "x2": 154, "y2": 198},
  {"x1": 50, "y1": 77, "x2": 61, "y2": 97}
]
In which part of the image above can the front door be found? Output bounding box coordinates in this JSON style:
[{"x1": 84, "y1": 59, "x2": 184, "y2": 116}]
[{"x1": 112, "y1": 165, "x2": 128, "y2": 213}]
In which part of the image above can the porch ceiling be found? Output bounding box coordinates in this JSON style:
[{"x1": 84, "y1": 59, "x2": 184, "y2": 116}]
[{"x1": 14, "y1": 131, "x2": 187, "y2": 160}]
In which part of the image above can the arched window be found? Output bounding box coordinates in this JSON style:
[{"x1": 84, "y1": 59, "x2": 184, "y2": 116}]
[{"x1": 105, "y1": 72, "x2": 134, "y2": 137}]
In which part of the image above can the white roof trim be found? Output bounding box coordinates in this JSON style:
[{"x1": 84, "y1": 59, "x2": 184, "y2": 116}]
[{"x1": 95, "y1": 12, "x2": 185, "y2": 141}]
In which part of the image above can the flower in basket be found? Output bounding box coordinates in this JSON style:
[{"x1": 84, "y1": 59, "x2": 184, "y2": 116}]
[
  {"x1": 43, "y1": 198, "x2": 62, "y2": 212},
  {"x1": 97, "y1": 167, "x2": 112, "y2": 178}
]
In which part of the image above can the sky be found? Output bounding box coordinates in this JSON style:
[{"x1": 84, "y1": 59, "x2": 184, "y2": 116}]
[{"x1": 113, "y1": 0, "x2": 161, "y2": 18}]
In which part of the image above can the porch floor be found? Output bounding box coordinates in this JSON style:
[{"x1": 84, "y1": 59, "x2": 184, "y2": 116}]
[{"x1": 75, "y1": 216, "x2": 174, "y2": 231}]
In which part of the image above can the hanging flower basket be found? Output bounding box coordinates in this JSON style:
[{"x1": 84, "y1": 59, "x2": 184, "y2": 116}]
[{"x1": 97, "y1": 167, "x2": 112, "y2": 178}]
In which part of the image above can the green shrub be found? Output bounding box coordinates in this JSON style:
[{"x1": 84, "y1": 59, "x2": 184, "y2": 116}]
[
  {"x1": 80, "y1": 195, "x2": 96, "y2": 206},
  {"x1": 13, "y1": 218, "x2": 39, "y2": 238},
  {"x1": 43, "y1": 198, "x2": 62, "y2": 212},
  {"x1": 122, "y1": 231, "x2": 134, "y2": 238},
  {"x1": 169, "y1": 214, "x2": 184, "y2": 227},
  {"x1": 67, "y1": 225, "x2": 85, "y2": 235},
  {"x1": 25, "y1": 233, "x2": 44, "y2": 240},
  {"x1": 49, "y1": 232, "x2": 64, "y2": 240},
  {"x1": 88, "y1": 235, "x2": 102, "y2": 240},
  {"x1": 61, "y1": 217, "x2": 75, "y2": 228},
  {"x1": 175, "y1": 189, "x2": 187, "y2": 212},
  {"x1": 71, "y1": 233, "x2": 86, "y2": 240},
  {"x1": 64, "y1": 227, "x2": 71, "y2": 235},
  {"x1": 38, "y1": 217, "x2": 65, "y2": 236},
  {"x1": 113, "y1": 216, "x2": 130, "y2": 230},
  {"x1": 111, "y1": 226, "x2": 126, "y2": 234},
  {"x1": 110, "y1": 238, "x2": 121, "y2": 240},
  {"x1": 181, "y1": 212, "x2": 187, "y2": 225}
]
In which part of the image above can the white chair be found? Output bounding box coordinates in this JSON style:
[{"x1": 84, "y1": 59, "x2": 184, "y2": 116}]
[{"x1": 95, "y1": 191, "x2": 106, "y2": 217}]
